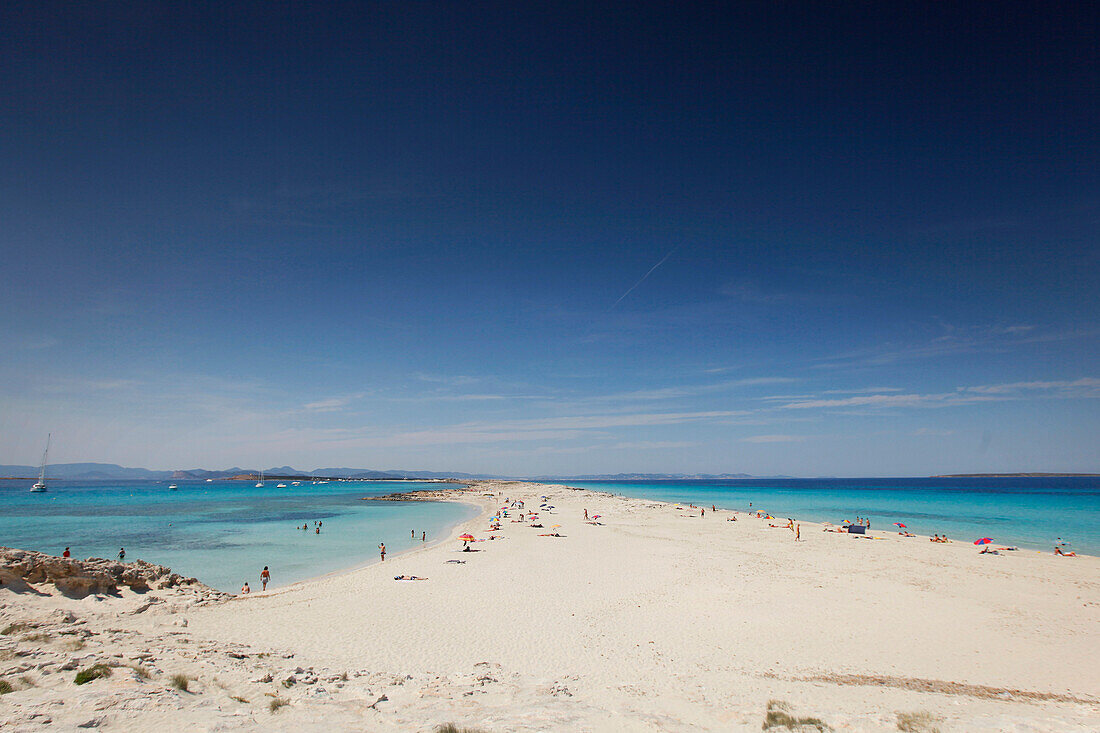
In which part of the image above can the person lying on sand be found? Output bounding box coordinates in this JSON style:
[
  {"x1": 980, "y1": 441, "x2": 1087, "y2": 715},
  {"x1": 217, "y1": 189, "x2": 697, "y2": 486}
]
[
  {"x1": 1055, "y1": 547, "x2": 1077, "y2": 556},
  {"x1": 529, "y1": 523, "x2": 544, "y2": 528},
  {"x1": 727, "y1": 516, "x2": 737, "y2": 521},
  {"x1": 445, "y1": 559, "x2": 466, "y2": 564},
  {"x1": 979, "y1": 547, "x2": 1000, "y2": 554},
  {"x1": 393, "y1": 575, "x2": 427, "y2": 581},
  {"x1": 538, "y1": 533, "x2": 563, "y2": 537}
]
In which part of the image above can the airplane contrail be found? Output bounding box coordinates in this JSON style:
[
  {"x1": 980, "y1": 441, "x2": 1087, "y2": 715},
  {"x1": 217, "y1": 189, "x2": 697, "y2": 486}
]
[{"x1": 610, "y1": 248, "x2": 677, "y2": 309}]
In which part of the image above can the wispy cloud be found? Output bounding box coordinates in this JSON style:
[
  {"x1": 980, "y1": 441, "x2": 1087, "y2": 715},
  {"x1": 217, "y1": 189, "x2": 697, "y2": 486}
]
[
  {"x1": 781, "y1": 392, "x2": 998, "y2": 410},
  {"x1": 608, "y1": 441, "x2": 696, "y2": 450},
  {"x1": 39, "y1": 378, "x2": 139, "y2": 393},
  {"x1": 413, "y1": 373, "x2": 479, "y2": 386},
  {"x1": 960, "y1": 377, "x2": 1100, "y2": 395},
  {"x1": 780, "y1": 377, "x2": 1100, "y2": 410},
  {"x1": 813, "y1": 324, "x2": 1096, "y2": 370},
  {"x1": 821, "y1": 386, "x2": 905, "y2": 395},
  {"x1": 741, "y1": 434, "x2": 805, "y2": 443},
  {"x1": 594, "y1": 377, "x2": 797, "y2": 402},
  {"x1": 261, "y1": 410, "x2": 751, "y2": 450}
]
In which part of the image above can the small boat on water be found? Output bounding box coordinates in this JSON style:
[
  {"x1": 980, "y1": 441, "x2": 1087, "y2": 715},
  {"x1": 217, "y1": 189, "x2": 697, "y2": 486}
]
[
  {"x1": 168, "y1": 484, "x2": 178, "y2": 490},
  {"x1": 30, "y1": 434, "x2": 50, "y2": 492},
  {"x1": 291, "y1": 481, "x2": 301, "y2": 486},
  {"x1": 206, "y1": 478, "x2": 214, "y2": 482},
  {"x1": 255, "y1": 470, "x2": 264, "y2": 488},
  {"x1": 276, "y1": 483, "x2": 287, "y2": 488}
]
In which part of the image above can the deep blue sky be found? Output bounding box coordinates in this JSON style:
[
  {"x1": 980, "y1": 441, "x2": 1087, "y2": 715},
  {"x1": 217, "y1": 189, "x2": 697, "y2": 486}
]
[{"x1": 2, "y1": 2, "x2": 1097, "y2": 475}]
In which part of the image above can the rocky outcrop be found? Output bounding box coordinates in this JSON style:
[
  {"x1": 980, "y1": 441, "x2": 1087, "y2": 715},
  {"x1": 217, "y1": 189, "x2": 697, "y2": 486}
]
[{"x1": 0, "y1": 547, "x2": 222, "y2": 599}]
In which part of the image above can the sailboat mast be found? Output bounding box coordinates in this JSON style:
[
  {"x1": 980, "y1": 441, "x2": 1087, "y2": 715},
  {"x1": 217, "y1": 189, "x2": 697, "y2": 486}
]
[{"x1": 39, "y1": 433, "x2": 51, "y2": 482}]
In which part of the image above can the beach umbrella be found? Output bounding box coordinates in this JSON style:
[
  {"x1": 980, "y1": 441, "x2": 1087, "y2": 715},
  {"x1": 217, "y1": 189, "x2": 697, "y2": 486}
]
[
  {"x1": 459, "y1": 533, "x2": 475, "y2": 541},
  {"x1": 974, "y1": 537, "x2": 993, "y2": 545},
  {"x1": 894, "y1": 523, "x2": 907, "y2": 528},
  {"x1": 551, "y1": 524, "x2": 561, "y2": 528},
  {"x1": 592, "y1": 515, "x2": 601, "y2": 520}
]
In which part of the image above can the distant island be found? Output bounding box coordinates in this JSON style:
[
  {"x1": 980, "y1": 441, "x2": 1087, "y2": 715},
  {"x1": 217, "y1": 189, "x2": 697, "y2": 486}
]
[
  {"x1": 932, "y1": 473, "x2": 1100, "y2": 478},
  {"x1": 0, "y1": 462, "x2": 782, "y2": 482}
]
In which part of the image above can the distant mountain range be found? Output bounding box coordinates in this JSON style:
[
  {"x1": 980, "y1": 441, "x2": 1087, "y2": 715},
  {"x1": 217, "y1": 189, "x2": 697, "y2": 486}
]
[{"x1": 0, "y1": 462, "x2": 782, "y2": 481}]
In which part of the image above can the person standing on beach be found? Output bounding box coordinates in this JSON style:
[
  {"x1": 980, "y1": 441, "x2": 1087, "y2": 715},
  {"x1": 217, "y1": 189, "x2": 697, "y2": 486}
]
[
  {"x1": 62, "y1": 547, "x2": 70, "y2": 558},
  {"x1": 796, "y1": 524, "x2": 801, "y2": 541},
  {"x1": 422, "y1": 531, "x2": 426, "y2": 542},
  {"x1": 584, "y1": 509, "x2": 588, "y2": 520},
  {"x1": 260, "y1": 566, "x2": 270, "y2": 591},
  {"x1": 412, "y1": 529, "x2": 415, "y2": 539},
  {"x1": 118, "y1": 547, "x2": 125, "y2": 561},
  {"x1": 379, "y1": 542, "x2": 386, "y2": 561}
]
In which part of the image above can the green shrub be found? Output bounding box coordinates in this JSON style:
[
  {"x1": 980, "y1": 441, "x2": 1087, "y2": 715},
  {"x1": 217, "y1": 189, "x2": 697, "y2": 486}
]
[
  {"x1": 762, "y1": 699, "x2": 830, "y2": 731},
  {"x1": 74, "y1": 664, "x2": 113, "y2": 685},
  {"x1": 897, "y1": 711, "x2": 941, "y2": 733},
  {"x1": 0, "y1": 679, "x2": 13, "y2": 694}
]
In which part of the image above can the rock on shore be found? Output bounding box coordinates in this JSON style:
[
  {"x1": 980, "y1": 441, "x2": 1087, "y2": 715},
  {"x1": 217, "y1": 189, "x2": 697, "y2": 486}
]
[{"x1": 0, "y1": 547, "x2": 222, "y2": 599}]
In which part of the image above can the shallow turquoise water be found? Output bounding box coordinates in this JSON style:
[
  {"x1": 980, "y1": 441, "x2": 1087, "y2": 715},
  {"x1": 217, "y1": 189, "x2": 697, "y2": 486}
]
[
  {"x1": 0, "y1": 480, "x2": 479, "y2": 592},
  {"x1": 569, "y1": 477, "x2": 1100, "y2": 556}
]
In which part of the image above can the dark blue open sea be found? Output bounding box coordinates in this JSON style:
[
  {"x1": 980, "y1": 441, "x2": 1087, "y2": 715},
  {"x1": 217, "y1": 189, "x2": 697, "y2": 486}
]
[
  {"x1": 0, "y1": 479, "x2": 478, "y2": 592},
  {"x1": 568, "y1": 477, "x2": 1100, "y2": 555}
]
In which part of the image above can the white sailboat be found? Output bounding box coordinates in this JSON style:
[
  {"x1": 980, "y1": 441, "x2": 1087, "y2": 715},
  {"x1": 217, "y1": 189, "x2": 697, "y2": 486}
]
[
  {"x1": 30, "y1": 434, "x2": 50, "y2": 492},
  {"x1": 255, "y1": 469, "x2": 264, "y2": 488}
]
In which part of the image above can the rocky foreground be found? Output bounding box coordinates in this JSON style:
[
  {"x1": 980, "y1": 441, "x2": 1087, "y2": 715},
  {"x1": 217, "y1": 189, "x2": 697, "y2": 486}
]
[{"x1": 0, "y1": 547, "x2": 221, "y2": 599}]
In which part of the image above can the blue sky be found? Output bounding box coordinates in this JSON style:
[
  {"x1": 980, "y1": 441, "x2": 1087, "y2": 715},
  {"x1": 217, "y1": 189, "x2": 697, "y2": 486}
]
[{"x1": 1, "y1": 2, "x2": 1097, "y2": 475}]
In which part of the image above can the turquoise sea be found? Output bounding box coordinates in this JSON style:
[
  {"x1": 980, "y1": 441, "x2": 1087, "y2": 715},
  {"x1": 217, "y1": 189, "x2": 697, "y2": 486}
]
[
  {"x1": 569, "y1": 477, "x2": 1100, "y2": 556},
  {"x1": 0, "y1": 479, "x2": 479, "y2": 592},
  {"x1": 3, "y1": 477, "x2": 1097, "y2": 592}
]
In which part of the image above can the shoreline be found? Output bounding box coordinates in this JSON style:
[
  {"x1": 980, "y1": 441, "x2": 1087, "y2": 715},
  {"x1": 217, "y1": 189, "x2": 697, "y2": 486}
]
[
  {"x1": 243, "y1": 492, "x2": 490, "y2": 598},
  {"x1": 255, "y1": 481, "x2": 1097, "y2": 597},
  {"x1": 2, "y1": 480, "x2": 1097, "y2": 731}
]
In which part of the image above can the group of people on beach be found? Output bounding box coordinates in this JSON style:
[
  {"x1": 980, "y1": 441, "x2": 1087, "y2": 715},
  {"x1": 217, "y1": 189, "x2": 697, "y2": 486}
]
[{"x1": 298, "y1": 520, "x2": 323, "y2": 534}]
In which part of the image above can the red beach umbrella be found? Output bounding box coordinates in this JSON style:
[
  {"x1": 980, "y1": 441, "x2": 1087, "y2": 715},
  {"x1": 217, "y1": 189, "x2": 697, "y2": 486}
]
[
  {"x1": 458, "y1": 533, "x2": 475, "y2": 541},
  {"x1": 893, "y1": 523, "x2": 907, "y2": 528},
  {"x1": 974, "y1": 537, "x2": 993, "y2": 545}
]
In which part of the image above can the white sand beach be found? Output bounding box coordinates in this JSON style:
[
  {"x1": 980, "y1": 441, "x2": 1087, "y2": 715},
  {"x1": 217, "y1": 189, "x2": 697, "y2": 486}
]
[{"x1": 2, "y1": 481, "x2": 1098, "y2": 731}]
